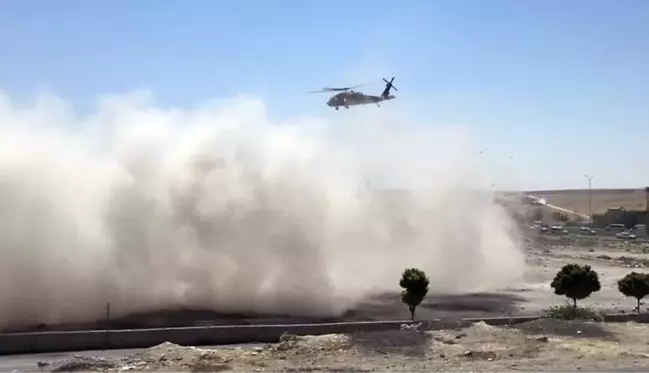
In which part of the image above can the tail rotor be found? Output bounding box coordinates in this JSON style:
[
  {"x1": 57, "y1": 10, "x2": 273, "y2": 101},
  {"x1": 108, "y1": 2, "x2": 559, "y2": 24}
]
[{"x1": 381, "y1": 77, "x2": 397, "y2": 98}]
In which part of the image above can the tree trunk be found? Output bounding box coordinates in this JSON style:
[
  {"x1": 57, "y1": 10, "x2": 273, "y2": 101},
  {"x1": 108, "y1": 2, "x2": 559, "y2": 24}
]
[
  {"x1": 638, "y1": 298, "x2": 641, "y2": 314},
  {"x1": 572, "y1": 298, "x2": 577, "y2": 309},
  {"x1": 409, "y1": 306, "x2": 415, "y2": 321}
]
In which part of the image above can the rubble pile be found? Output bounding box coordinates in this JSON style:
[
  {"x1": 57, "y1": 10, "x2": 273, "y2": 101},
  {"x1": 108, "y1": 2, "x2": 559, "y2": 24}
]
[{"x1": 38, "y1": 356, "x2": 116, "y2": 372}]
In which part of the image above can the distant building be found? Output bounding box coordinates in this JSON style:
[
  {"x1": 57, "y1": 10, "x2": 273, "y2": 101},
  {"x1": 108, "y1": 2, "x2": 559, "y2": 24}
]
[
  {"x1": 588, "y1": 207, "x2": 627, "y2": 228},
  {"x1": 604, "y1": 207, "x2": 626, "y2": 223}
]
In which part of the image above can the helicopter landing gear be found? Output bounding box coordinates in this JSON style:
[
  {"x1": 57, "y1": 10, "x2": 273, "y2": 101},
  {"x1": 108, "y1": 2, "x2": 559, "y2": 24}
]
[
  {"x1": 344, "y1": 105, "x2": 349, "y2": 109},
  {"x1": 376, "y1": 103, "x2": 381, "y2": 108},
  {"x1": 335, "y1": 107, "x2": 339, "y2": 111}
]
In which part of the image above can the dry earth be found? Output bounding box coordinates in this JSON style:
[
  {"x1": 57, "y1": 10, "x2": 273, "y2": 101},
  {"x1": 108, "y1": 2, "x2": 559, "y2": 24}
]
[
  {"x1": 346, "y1": 235, "x2": 649, "y2": 320},
  {"x1": 517, "y1": 235, "x2": 649, "y2": 315},
  {"x1": 38, "y1": 320, "x2": 649, "y2": 372},
  {"x1": 528, "y1": 188, "x2": 647, "y2": 216},
  {"x1": 32, "y1": 236, "x2": 649, "y2": 372}
]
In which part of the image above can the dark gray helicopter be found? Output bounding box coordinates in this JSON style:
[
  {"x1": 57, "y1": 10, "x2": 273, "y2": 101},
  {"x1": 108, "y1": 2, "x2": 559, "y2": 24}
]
[{"x1": 308, "y1": 77, "x2": 398, "y2": 110}]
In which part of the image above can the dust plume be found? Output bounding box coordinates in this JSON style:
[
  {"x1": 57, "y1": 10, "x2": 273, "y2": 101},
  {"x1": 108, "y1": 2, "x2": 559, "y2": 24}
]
[{"x1": 0, "y1": 90, "x2": 526, "y2": 330}]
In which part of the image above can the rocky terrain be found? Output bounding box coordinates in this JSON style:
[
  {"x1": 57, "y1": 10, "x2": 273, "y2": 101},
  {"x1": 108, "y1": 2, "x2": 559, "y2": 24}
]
[{"x1": 37, "y1": 319, "x2": 649, "y2": 372}]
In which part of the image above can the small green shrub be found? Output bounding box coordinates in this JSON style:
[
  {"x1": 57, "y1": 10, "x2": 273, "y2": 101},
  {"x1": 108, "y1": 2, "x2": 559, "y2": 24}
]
[
  {"x1": 399, "y1": 268, "x2": 430, "y2": 321},
  {"x1": 543, "y1": 303, "x2": 603, "y2": 321}
]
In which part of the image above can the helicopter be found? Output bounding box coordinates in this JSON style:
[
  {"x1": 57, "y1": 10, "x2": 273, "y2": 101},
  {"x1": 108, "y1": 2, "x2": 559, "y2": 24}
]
[{"x1": 308, "y1": 77, "x2": 398, "y2": 110}]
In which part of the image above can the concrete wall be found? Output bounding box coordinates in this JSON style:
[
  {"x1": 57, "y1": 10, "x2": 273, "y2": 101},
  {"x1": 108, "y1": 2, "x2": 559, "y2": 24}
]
[{"x1": 1, "y1": 314, "x2": 647, "y2": 356}]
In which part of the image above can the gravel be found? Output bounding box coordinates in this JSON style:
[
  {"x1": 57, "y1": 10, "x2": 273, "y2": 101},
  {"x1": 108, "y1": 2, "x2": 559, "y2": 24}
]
[{"x1": 34, "y1": 319, "x2": 649, "y2": 372}]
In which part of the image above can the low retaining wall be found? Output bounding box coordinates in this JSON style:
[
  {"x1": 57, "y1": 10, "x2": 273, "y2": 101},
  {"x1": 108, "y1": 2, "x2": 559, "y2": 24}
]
[
  {"x1": 0, "y1": 313, "x2": 647, "y2": 356},
  {"x1": 0, "y1": 320, "x2": 407, "y2": 355}
]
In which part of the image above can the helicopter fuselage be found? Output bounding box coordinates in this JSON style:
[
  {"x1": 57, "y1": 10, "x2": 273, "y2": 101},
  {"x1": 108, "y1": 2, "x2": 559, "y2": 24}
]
[{"x1": 327, "y1": 91, "x2": 395, "y2": 110}]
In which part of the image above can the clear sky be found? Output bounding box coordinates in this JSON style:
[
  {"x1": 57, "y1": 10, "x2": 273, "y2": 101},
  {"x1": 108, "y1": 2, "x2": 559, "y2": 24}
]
[{"x1": 1, "y1": 0, "x2": 648, "y2": 190}]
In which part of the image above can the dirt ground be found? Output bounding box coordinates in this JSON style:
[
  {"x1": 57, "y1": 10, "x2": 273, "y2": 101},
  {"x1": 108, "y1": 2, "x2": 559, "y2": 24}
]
[
  {"x1": 529, "y1": 188, "x2": 647, "y2": 216},
  {"x1": 346, "y1": 235, "x2": 649, "y2": 320},
  {"x1": 39, "y1": 319, "x2": 649, "y2": 372},
  {"x1": 34, "y1": 236, "x2": 649, "y2": 372},
  {"x1": 13, "y1": 225, "x2": 649, "y2": 373},
  {"x1": 513, "y1": 236, "x2": 649, "y2": 315}
]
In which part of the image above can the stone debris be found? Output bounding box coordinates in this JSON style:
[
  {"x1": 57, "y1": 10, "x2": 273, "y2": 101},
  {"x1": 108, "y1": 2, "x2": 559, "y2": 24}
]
[
  {"x1": 31, "y1": 320, "x2": 649, "y2": 372},
  {"x1": 399, "y1": 322, "x2": 423, "y2": 332},
  {"x1": 36, "y1": 342, "x2": 226, "y2": 372},
  {"x1": 41, "y1": 356, "x2": 116, "y2": 372}
]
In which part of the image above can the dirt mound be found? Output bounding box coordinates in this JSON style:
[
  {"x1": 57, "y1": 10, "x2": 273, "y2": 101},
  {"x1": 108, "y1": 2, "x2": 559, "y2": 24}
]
[
  {"x1": 34, "y1": 321, "x2": 649, "y2": 372},
  {"x1": 513, "y1": 318, "x2": 617, "y2": 339},
  {"x1": 38, "y1": 356, "x2": 117, "y2": 372}
]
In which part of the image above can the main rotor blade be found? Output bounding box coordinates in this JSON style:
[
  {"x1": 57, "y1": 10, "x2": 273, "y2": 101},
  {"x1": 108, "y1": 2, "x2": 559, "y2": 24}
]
[
  {"x1": 306, "y1": 81, "x2": 373, "y2": 94},
  {"x1": 307, "y1": 87, "x2": 349, "y2": 93}
]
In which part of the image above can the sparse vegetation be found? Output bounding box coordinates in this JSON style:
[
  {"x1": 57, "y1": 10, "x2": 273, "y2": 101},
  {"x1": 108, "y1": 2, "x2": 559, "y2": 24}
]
[
  {"x1": 399, "y1": 268, "x2": 429, "y2": 321},
  {"x1": 617, "y1": 272, "x2": 649, "y2": 313},
  {"x1": 550, "y1": 263, "x2": 601, "y2": 308},
  {"x1": 543, "y1": 302, "x2": 603, "y2": 321}
]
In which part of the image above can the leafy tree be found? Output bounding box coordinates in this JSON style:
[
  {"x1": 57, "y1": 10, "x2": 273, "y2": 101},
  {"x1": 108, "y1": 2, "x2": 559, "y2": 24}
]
[
  {"x1": 550, "y1": 263, "x2": 601, "y2": 308},
  {"x1": 399, "y1": 268, "x2": 430, "y2": 321},
  {"x1": 617, "y1": 272, "x2": 649, "y2": 314}
]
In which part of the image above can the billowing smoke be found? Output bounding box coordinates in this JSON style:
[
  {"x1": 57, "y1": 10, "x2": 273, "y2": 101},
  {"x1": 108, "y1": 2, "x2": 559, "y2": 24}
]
[{"x1": 0, "y1": 90, "x2": 526, "y2": 330}]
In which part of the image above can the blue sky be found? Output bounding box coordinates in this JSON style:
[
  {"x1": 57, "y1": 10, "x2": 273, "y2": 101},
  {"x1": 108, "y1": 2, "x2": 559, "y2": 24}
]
[{"x1": 1, "y1": 0, "x2": 648, "y2": 190}]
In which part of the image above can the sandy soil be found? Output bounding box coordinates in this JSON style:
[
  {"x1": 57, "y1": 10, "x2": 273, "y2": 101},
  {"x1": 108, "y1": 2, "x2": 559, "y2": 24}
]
[{"x1": 39, "y1": 319, "x2": 649, "y2": 372}]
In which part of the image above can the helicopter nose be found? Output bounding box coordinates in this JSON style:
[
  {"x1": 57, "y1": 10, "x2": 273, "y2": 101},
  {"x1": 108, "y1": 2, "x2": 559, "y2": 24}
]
[{"x1": 326, "y1": 98, "x2": 334, "y2": 106}]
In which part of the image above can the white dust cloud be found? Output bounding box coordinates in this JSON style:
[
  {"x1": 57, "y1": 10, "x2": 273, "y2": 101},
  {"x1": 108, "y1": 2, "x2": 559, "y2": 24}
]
[{"x1": 0, "y1": 90, "x2": 526, "y2": 330}]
